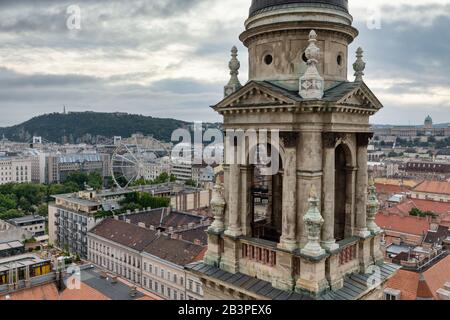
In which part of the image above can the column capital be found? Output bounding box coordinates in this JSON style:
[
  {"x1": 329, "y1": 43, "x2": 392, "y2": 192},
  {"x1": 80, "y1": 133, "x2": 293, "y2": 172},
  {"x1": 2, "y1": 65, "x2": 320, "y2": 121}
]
[
  {"x1": 356, "y1": 133, "x2": 374, "y2": 147},
  {"x1": 280, "y1": 132, "x2": 298, "y2": 149}
]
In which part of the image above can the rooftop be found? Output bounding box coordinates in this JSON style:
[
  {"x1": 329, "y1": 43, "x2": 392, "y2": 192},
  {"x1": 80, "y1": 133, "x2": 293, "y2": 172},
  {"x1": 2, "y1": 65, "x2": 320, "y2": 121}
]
[
  {"x1": 0, "y1": 266, "x2": 159, "y2": 301},
  {"x1": 0, "y1": 254, "x2": 50, "y2": 273},
  {"x1": 8, "y1": 215, "x2": 45, "y2": 225},
  {"x1": 89, "y1": 219, "x2": 206, "y2": 266},
  {"x1": 376, "y1": 213, "x2": 430, "y2": 236},
  {"x1": 413, "y1": 181, "x2": 450, "y2": 195}
]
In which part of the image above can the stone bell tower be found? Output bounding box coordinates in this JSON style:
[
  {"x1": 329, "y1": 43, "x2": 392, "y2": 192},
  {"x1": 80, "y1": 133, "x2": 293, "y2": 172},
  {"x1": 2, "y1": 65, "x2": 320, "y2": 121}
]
[{"x1": 187, "y1": 0, "x2": 399, "y2": 300}]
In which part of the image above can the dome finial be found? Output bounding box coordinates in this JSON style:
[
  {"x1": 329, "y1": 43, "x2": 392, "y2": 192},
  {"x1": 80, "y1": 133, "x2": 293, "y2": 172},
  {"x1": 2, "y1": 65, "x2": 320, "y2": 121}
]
[
  {"x1": 299, "y1": 30, "x2": 324, "y2": 100},
  {"x1": 224, "y1": 46, "x2": 242, "y2": 97},
  {"x1": 353, "y1": 47, "x2": 366, "y2": 82}
]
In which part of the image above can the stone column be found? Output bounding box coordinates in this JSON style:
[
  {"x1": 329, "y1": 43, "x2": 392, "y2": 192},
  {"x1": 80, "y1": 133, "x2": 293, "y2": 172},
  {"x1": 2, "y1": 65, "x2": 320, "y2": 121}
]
[
  {"x1": 241, "y1": 165, "x2": 253, "y2": 237},
  {"x1": 297, "y1": 131, "x2": 323, "y2": 247},
  {"x1": 345, "y1": 167, "x2": 357, "y2": 238},
  {"x1": 225, "y1": 164, "x2": 242, "y2": 237},
  {"x1": 322, "y1": 133, "x2": 339, "y2": 251},
  {"x1": 279, "y1": 133, "x2": 298, "y2": 251},
  {"x1": 355, "y1": 133, "x2": 372, "y2": 238},
  {"x1": 272, "y1": 173, "x2": 282, "y2": 234}
]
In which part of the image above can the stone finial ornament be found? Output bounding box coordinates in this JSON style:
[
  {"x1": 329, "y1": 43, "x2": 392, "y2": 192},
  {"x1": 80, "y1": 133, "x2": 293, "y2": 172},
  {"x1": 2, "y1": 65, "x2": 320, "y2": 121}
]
[
  {"x1": 301, "y1": 185, "x2": 326, "y2": 257},
  {"x1": 299, "y1": 30, "x2": 324, "y2": 100},
  {"x1": 208, "y1": 181, "x2": 226, "y2": 233},
  {"x1": 353, "y1": 47, "x2": 366, "y2": 82},
  {"x1": 366, "y1": 176, "x2": 382, "y2": 234},
  {"x1": 224, "y1": 46, "x2": 242, "y2": 97}
]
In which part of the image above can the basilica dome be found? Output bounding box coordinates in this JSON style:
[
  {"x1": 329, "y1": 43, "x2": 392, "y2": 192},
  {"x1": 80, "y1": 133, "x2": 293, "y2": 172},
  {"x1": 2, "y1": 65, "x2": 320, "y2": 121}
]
[{"x1": 249, "y1": 0, "x2": 349, "y2": 16}]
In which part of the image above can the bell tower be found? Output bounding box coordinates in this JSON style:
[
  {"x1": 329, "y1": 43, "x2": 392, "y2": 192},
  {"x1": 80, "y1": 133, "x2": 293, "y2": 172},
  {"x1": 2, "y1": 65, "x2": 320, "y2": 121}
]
[{"x1": 187, "y1": 0, "x2": 400, "y2": 300}]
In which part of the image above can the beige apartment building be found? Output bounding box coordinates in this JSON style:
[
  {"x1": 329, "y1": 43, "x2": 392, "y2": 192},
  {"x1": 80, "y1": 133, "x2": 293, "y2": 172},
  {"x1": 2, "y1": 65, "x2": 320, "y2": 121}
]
[
  {"x1": 88, "y1": 218, "x2": 206, "y2": 300},
  {"x1": 0, "y1": 157, "x2": 32, "y2": 185}
]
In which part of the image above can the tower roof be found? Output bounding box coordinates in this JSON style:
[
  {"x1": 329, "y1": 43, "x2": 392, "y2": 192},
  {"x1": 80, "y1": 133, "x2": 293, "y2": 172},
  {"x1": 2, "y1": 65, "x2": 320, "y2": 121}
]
[{"x1": 249, "y1": 0, "x2": 349, "y2": 16}]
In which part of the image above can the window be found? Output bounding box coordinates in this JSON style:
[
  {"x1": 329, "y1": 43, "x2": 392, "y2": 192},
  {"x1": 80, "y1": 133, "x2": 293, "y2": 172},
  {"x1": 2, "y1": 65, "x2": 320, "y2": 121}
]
[
  {"x1": 180, "y1": 293, "x2": 184, "y2": 300},
  {"x1": 188, "y1": 279, "x2": 193, "y2": 291},
  {"x1": 263, "y1": 54, "x2": 273, "y2": 65},
  {"x1": 143, "y1": 277, "x2": 147, "y2": 287},
  {"x1": 143, "y1": 262, "x2": 147, "y2": 272},
  {"x1": 384, "y1": 288, "x2": 401, "y2": 301},
  {"x1": 173, "y1": 274, "x2": 177, "y2": 283},
  {"x1": 167, "y1": 271, "x2": 171, "y2": 281},
  {"x1": 149, "y1": 264, "x2": 153, "y2": 274},
  {"x1": 195, "y1": 282, "x2": 201, "y2": 294},
  {"x1": 161, "y1": 284, "x2": 165, "y2": 295},
  {"x1": 173, "y1": 290, "x2": 178, "y2": 300},
  {"x1": 161, "y1": 269, "x2": 164, "y2": 278},
  {"x1": 167, "y1": 288, "x2": 171, "y2": 298}
]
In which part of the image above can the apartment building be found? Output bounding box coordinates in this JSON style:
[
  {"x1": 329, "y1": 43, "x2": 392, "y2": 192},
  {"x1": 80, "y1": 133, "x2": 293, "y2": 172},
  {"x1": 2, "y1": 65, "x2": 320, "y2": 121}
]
[
  {"x1": 411, "y1": 181, "x2": 450, "y2": 203},
  {"x1": 88, "y1": 218, "x2": 206, "y2": 300},
  {"x1": 0, "y1": 157, "x2": 32, "y2": 185},
  {"x1": 46, "y1": 153, "x2": 110, "y2": 184},
  {"x1": 8, "y1": 215, "x2": 46, "y2": 237}
]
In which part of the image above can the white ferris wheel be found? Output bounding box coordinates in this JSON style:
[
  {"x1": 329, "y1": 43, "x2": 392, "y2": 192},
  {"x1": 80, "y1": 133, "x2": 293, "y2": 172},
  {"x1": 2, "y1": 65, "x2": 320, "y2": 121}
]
[{"x1": 111, "y1": 136, "x2": 170, "y2": 189}]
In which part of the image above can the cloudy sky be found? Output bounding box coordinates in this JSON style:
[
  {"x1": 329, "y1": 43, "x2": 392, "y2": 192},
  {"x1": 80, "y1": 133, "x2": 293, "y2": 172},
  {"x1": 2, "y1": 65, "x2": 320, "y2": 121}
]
[{"x1": 0, "y1": 0, "x2": 449, "y2": 127}]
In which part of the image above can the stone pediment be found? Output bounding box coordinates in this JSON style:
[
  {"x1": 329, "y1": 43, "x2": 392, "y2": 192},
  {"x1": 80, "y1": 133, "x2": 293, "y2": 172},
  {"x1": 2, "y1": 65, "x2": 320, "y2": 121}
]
[
  {"x1": 334, "y1": 82, "x2": 383, "y2": 110},
  {"x1": 214, "y1": 81, "x2": 297, "y2": 110}
]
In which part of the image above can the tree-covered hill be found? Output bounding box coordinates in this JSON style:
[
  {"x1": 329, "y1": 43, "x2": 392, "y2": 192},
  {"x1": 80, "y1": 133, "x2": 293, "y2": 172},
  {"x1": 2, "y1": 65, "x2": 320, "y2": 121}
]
[{"x1": 0, "y1": 112, "x2": 190, "y2": 143}]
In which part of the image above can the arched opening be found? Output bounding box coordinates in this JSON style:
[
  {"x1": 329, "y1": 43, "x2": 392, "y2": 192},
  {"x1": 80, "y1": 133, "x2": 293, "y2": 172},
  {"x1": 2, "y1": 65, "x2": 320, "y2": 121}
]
[
  {"x1": 334, "y1": 144, "x2": 349, "y2": 241},
  {"x1": 249, "y1": 144, "x2": 283, "y2": 243}
]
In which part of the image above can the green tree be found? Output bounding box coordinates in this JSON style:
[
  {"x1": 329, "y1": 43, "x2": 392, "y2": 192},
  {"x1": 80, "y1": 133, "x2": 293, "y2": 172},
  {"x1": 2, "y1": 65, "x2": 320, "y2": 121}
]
[{"x1": 0, "y1": 209, "x2": 25, "y2": 220}]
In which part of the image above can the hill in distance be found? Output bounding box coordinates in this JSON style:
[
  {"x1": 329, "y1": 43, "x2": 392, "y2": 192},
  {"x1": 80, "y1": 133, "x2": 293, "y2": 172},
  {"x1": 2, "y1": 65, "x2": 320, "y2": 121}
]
[{"x1": 0, "y1": 112, "x2": 192, "y2": 144}]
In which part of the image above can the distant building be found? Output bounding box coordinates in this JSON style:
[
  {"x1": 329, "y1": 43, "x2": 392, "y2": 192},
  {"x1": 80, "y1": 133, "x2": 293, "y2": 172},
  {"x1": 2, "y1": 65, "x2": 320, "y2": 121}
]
[
  {"x1": 0, "y1": 219, "x2": 33, "y2": 243},
  {"x1": 411, "y1": 181, "x2": 450, "y2": 203},
  {"x1": 8, "y1": 215, "x2": 46, "y2": 237},
  {"x1": 88, "y1": 218, "x2": 206, "y2": 300},
  {"x1": 46, "y1": 153, "x2": 111, "y2": 184},
  {"x1": 374, "y1": 116, "x2": 450, "y2": 139},
  {"x1": 0, "y1": 157, "x2": 32, "y2": 185},
  {"x1": 0, "y1": 241, "x2": 25, "y2": 258},
  {"x1": 48, "y1": 184, "x2": 212, "y2": 259},
  {"x1": 383, "y1": 255, "x2": 450, "y2": 300}
]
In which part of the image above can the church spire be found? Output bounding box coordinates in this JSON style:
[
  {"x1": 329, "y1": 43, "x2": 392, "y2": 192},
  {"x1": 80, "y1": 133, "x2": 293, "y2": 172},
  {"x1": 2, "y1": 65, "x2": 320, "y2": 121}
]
[
  {"x1": 299, "y1": 30, "x2": 324, "y2": 99},
  {"x1": 353, "y1": 47, "x2": 366, "y2": 82},
  {"x1": 224, "y1": 46, "x2": 242, "y2": 97}
]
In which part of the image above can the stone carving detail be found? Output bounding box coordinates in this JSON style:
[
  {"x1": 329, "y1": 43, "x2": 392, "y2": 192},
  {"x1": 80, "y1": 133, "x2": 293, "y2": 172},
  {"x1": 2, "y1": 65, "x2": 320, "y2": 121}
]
[
  {"x1": 353, "y1": 47, "x2": 366, "y2": 82},
  {"x1": 224, "y1": 46, "x2": 242, "y2": 97},
  {"x1": 356, "y1": 133, "x2": 373, "y2": 147},
  {"x1": 280, "y1": 132, "x2": 298, "y2": 149},
  {"x1": 301, "y1": 186, "x2": 326, "y2": 257},
  {"x1": 299, "y1": 30, "x2": 324, "y2": 100},
  {"x1": 208, "y1": 182, "x2": 226, "y2": 233},
  {"x1": 367, "y1": 177, "x2": 382, "y2": 234},
  {"x1": 323, "y1": 132, "x2": 337, "y2": 149},
  {"x1": 323, "y1": 132, "x2": 349, "y2": 149}
]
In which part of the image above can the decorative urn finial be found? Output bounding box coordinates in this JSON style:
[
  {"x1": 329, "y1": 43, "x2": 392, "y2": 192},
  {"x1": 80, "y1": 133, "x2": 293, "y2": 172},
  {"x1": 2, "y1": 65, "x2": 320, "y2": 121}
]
[
  {"x1": 224, "y1": 46, "x2": 242, "y2": 97},
  {"x1": 367, "y1": 176, "x2": 382, "y2": 234},
  {"x1": 208, "y1": 180, "x2": 226, "y2": 233},
  {"x1": 299, "y1": 30, "x2": 324, "y2": 100},
  {"x1": 353, "y1": 47, "x2": 366, "y2": 82},
  {"x1": 301, "y1": 185, "x2": 326, "y2": 257}
]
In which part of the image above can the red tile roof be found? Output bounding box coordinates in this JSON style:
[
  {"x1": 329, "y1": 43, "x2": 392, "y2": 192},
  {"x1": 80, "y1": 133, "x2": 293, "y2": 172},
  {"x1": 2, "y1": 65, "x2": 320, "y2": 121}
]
[
  {"x1": 386, "y1": 199, "x2": 450, "y2": 217},
  {"x1": 413, "y1": 181, "x2": 450, "y2": 195},
  {"x1": 385, "y1": 270, "x2": 420, "y2": 300},
  {"x1": 417, "y1": 274, "x2": 434, "y2": 299},
  {"x1": 375, "y1": 183, "x2": 407, "y2": 195},
  {"x1": 423, "y1": 255, "x2": 450, "y2": 300},
  {"x1": 376, "y1": 213, "x2": 430, "y2": 236}
]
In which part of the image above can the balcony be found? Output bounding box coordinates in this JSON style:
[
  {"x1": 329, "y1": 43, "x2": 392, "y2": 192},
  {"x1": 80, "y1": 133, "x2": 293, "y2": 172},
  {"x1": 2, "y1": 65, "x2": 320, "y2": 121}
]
[{"x1": 241, "y1": 240, "x2": 277, "y2": 267}]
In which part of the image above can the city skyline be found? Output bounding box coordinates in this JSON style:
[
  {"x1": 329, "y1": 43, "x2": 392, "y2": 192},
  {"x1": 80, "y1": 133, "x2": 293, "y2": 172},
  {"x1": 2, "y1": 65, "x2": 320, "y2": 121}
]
[{"x1": 0, "y1": 0, "x2": 449, "y2": 127}]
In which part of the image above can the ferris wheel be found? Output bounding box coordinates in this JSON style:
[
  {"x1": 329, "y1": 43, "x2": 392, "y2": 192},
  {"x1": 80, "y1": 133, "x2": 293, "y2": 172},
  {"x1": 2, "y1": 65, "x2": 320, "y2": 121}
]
[{"x1": 111, "y1": 136, "x2": 171, "y2": 189}]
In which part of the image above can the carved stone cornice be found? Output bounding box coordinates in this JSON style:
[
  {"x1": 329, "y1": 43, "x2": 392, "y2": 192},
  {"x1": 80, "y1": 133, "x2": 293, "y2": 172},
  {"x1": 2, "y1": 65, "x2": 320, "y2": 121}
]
[
  {"x1": 280, "y1": 132, "x2": 298, "y2": 149},
  {"x1": 356, "y1": 133, "x2": 374, "y2": 147}
]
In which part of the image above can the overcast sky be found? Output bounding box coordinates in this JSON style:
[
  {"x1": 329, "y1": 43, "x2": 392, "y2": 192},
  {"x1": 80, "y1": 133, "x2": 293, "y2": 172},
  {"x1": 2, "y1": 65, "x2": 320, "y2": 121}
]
[{"x1": 0, "y1": 0, "x2": 449, "y2": 127}]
